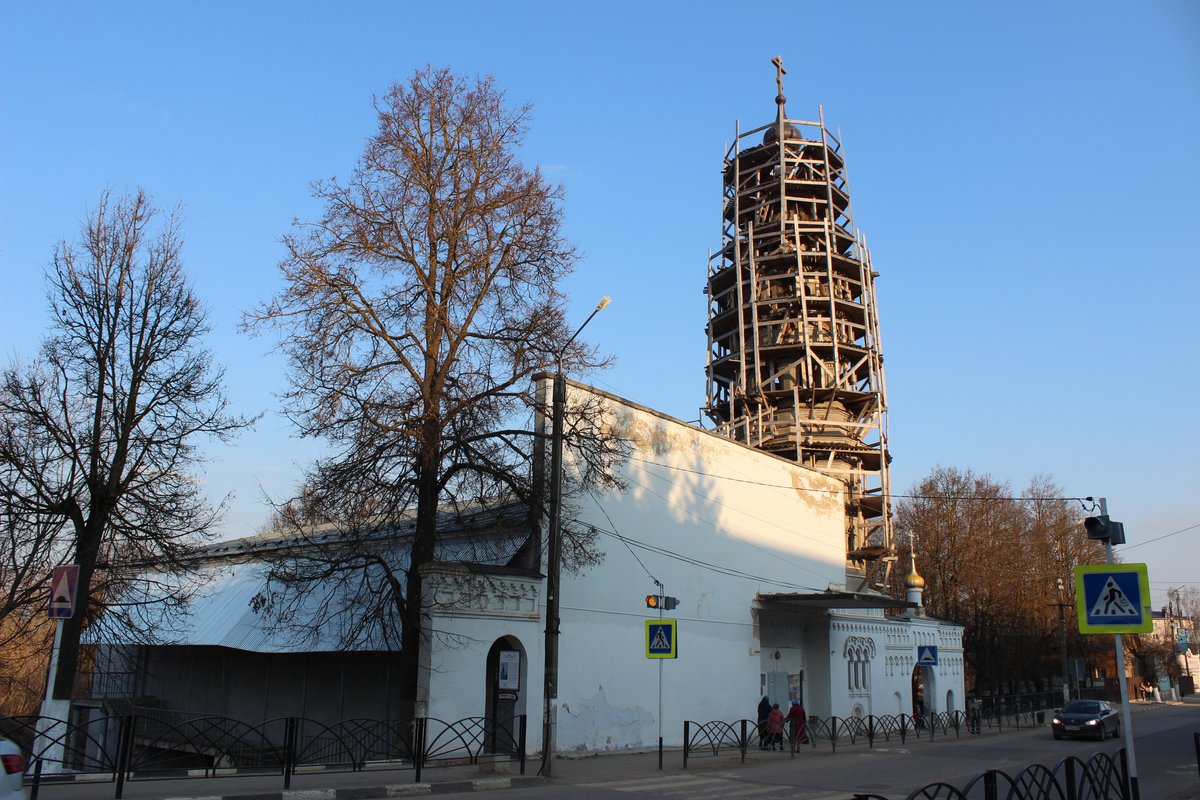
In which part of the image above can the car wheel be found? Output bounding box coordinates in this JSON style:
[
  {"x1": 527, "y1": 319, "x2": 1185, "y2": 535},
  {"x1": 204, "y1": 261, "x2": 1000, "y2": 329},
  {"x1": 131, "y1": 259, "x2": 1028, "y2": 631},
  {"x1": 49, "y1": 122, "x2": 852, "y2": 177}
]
[{"x1": 1112, "y1": 722, "x2": 1120, "y2": 739}]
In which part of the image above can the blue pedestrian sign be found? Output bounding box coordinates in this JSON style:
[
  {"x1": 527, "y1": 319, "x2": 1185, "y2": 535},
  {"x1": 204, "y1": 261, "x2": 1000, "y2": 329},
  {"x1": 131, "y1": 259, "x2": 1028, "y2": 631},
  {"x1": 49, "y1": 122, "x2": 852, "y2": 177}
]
[
  {"x1": 48, "y1": 565, "x2": 80, "y2": 619},
  {"x1": 645, "y1": 619, "x2": 677, "y2": 659},
  {"x1": 1074, "y1": 563, "x2": 1152, "y2": 634},
  {"x1": 916, "y1": 645, "x2": 938, "y2": 666}
]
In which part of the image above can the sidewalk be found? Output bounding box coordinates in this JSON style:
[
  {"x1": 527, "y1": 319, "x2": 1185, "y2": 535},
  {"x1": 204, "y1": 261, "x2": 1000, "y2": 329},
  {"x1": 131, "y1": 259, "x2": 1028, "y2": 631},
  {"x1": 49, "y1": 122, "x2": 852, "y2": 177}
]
[{"x1": 26, "y1": 698, "x2": 1194, "y2": 800}]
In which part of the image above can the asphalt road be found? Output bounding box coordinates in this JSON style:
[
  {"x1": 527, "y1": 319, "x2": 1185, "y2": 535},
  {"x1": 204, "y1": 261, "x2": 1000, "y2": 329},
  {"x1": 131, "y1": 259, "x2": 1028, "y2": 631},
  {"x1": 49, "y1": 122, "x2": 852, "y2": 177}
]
[{"x1": 433, "y1": 703, "x2": 1200, "y2": 799}]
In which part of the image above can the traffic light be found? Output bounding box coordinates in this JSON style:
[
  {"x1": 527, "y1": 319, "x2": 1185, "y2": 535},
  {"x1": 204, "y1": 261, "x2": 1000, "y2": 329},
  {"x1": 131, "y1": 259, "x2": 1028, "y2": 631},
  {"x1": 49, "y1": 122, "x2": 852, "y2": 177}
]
[
  {"x1": 1084, "y1": 515, "x2": 1126, "y2": 544},
  {"x1": 645, "y1": 594, "x2": 678, "y2": 610}
]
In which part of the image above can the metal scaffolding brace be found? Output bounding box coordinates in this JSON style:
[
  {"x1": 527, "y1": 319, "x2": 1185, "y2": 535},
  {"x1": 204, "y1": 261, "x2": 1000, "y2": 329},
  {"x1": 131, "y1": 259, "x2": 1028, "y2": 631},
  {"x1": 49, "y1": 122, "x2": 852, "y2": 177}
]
[{"x1": 704, "y1": 58, "x2": 895, "y2": 585}]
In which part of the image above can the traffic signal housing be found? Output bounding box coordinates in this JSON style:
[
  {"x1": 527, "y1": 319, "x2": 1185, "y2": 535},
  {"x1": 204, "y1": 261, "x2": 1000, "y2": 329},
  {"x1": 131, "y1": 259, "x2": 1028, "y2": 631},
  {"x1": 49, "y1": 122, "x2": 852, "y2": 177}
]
[
  {"x1": 645, "y1": 594, "x2": 679, "y2": 610},
  {"x1": 1084, "y1": 515, "x2": 1126, "y2": 544}
]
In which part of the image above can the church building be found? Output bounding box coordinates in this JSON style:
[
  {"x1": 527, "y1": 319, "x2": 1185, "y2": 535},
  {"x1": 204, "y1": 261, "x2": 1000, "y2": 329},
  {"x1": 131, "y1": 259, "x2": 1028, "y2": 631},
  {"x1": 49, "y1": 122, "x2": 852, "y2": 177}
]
[{"x1": 81, "y1": 62, "x2": 964, "y2": 757}]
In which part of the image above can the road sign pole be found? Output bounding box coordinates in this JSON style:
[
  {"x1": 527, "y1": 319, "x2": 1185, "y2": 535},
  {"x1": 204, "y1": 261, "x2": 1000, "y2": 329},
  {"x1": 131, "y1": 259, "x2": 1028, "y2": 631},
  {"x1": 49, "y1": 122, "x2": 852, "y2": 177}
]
[
  {"x1": 658, "y1": 584, "x2": 664, "y2": 769},
  {"x1": 1101, "y1": 498, "x2": 1139, "y2": 800}
]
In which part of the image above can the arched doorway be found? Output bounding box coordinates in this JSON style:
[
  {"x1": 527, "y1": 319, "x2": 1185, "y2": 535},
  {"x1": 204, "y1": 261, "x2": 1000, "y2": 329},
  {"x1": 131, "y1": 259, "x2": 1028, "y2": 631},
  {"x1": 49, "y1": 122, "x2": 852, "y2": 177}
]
[
  {"x1": 911, "y1": 664, "x2": 938, "y2": 718},
  {"x1": 484, "y1": 637, "x2": 527, "y2": 753}
]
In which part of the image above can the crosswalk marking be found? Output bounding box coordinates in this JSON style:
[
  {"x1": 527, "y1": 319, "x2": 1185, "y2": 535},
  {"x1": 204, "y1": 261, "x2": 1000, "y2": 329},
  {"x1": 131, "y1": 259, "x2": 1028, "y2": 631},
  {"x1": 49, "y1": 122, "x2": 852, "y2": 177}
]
[
  {"x1": 579, "y1": 775, "x2": 724, "y2": 789},
  {"x1": 578, "y1": 773, "x2": 797, "y2": 799}
]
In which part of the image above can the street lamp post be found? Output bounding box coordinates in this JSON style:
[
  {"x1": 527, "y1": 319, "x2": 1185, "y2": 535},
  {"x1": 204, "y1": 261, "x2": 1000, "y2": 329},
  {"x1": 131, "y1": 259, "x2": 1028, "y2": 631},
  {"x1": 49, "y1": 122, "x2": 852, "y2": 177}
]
[
  {"x1": 1056, "y1": 577, "x2": 1070, "y2": 703},
  {"x1": 541, "y1": 296, "x2": 609, "y2": 777}
]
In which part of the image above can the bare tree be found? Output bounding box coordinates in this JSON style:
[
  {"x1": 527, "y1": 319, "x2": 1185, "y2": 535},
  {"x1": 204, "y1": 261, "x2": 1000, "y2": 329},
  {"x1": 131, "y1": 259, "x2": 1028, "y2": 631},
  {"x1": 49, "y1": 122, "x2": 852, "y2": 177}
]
[
  {"x1": 0, "y1": 190, "x2": 251, "y2": 701},
  {"x1": 246, "y1": 67, "x2": 621, "y2": 719},
  {"x1": 895, "y1": 467, "x2": 1103, "y2": 694}
]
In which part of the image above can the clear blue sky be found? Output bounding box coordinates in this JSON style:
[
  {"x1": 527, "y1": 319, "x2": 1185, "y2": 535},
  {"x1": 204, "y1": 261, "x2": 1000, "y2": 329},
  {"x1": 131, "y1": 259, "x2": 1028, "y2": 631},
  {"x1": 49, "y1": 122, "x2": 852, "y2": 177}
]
[{"x1": 2, "y1": 1, "x2": 1197, "y2": 608}]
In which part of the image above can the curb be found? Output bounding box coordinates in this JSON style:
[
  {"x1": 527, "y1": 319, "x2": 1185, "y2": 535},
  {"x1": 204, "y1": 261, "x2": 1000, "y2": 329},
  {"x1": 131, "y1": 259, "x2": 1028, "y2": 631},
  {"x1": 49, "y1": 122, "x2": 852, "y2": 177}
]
[{"x1": 161, "y1": 776, "x2": 547, "y2": 800}]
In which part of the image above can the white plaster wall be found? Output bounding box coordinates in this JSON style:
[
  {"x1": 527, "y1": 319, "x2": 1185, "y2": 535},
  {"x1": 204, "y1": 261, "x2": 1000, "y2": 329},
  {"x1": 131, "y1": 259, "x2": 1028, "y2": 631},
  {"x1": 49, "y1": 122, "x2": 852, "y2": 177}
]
[
  {"x1": 827, "y1": 611, "x2": 965, "y2": 719},
  {"x1": 423, "y1": 568, "x2": 545, "y2": 728},
  {"x1": 552, "y1": 381, "x2": 847, "y2": 750},
  {"x1": 422, "y1": 380, "x2": 966, "y2": 753}
]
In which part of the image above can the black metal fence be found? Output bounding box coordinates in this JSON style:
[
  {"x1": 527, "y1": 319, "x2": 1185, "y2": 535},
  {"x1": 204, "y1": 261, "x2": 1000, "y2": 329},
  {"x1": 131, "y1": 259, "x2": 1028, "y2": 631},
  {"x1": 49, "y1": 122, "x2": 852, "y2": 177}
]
[
  {"x1": 852, "y1": 750, "x2": 1128, "y2": 800},
  {"x1": 684, "y1": 690, "x2": 1107, "y2": 762},
  {"x1": 0, "y1": 711, "x2": 526, "y2": 798},
  {"x1": 680, "y1": 696, "x2": 1132, "y2": 799}
]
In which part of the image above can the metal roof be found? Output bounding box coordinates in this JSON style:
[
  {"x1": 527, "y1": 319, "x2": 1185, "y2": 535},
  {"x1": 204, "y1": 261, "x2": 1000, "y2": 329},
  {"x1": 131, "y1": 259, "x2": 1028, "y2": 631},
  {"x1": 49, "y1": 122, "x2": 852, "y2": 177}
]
[{"x1": 760, "y1": 590, "x2": 916, "y2": 611}]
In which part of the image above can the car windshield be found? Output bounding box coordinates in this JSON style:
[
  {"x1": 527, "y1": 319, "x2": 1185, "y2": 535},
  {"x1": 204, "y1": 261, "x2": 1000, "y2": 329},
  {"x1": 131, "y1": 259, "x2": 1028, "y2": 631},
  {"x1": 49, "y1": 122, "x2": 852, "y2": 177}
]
[{"x1": 1063, "y1": 701, "x2": 1100, "y2": 714}]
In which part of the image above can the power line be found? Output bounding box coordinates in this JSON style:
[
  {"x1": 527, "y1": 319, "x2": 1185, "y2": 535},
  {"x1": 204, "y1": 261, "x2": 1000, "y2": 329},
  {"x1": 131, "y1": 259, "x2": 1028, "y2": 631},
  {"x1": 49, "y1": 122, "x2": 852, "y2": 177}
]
[
  {"x1": 582, "y1": 518, "x2": 828, "y2": 592},
  {"x1": 629, "y1": 456, "x2": 1092, "y2": 504},
  {"x1": 624, "y1": 466, "x2": 843, "y2": 586},
  {"x1": 587, "y1": 491, "x2": 658, "y2": 586},
  {"x1": 1121, "y1": 522, "x2": 1200, "y2": 550}
]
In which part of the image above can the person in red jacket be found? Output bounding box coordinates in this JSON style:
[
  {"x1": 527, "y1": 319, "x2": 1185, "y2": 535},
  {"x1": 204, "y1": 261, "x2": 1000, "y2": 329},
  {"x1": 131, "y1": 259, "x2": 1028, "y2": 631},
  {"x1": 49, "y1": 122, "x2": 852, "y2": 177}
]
[
  {"x1": 766, "y1": 702, "x2": 786, "y2": 751},
  {"x1": 786, "y1": 699, "x2": 808, "y2": 750}
]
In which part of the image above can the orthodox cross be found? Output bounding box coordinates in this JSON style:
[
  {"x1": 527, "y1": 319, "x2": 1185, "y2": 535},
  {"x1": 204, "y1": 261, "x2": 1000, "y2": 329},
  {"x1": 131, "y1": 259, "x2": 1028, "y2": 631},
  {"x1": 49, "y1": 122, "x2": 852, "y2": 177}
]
[{"x1": 771, "y1": 55, "x2": 787, "y2": 101}]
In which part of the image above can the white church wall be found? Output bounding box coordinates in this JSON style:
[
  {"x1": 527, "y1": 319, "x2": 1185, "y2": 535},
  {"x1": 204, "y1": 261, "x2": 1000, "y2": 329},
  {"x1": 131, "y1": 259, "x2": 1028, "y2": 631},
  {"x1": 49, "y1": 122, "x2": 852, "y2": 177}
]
[
  {"x1": 827, "y1": 611, "x2": 965, "y2": 720},
  {"x1": 421, "y1": 380, "x2": 965, "y2": 754},
  {"x1": 423, "y1": 566, "x2": 544, "y2": 728},
  {"x1": 551, "y1": 382, "x2": 847, "y2": 751}
]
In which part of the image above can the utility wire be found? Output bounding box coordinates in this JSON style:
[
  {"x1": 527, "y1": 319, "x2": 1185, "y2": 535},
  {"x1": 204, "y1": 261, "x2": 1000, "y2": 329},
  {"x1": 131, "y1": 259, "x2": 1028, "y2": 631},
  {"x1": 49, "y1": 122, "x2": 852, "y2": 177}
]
[
  {"x1": 587, "y1": 490, "x2": 658, "y2": 586},
  {"x1": 1121, "y1": 522, "x2": 1200, "y2": 550},
  {"x1": 623, "y1": 467, "x2": 844, "y2": 586},
  {"x1": 629, "y1": 456, "x2": 1094, "y2": 504},
  {"x1": 588, "y1": 524, "x2": 826, "y2": 592}
]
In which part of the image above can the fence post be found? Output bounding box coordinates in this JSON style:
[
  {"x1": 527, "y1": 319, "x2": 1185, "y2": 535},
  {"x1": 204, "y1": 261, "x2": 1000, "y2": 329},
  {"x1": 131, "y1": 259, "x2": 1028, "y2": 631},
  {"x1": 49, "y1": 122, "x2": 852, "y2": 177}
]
[
  {"x1": 682, "y1": 721, "x2": 690, "y2": 769},
  {"x1": 114, "y1": 714, "x2": 134, "y2": 800},
  {"x1": 414, "y1": 717, "x2": 425, "y2": 784},
  {"x1": 518, "y1": 714, "x2": 527, "y2": 776},
  {"x1": 1064, "y1": 758, "x2": 1077, "y2": 800},
  {"x1": 283, "y1": 717, "x2": 296, "y2": 790},
  {"x1": 29, "y1": 758, "x2": 42, "y2": 800},
  {"x1": 830, "y1": 717, "x2": 838, "y2": 754},
  {"x1": 868, "y1": 715, "x2": 875, "y2": 749},
  {"x1": 739, "y1": 718, "x2": 747, "y2": 764},
  {"x1": 984, "y1": 769, "x2": 998, "y2": 800},
  {"x1": 1119, "y1": 747, "x2": 1131, "y2": 800}
]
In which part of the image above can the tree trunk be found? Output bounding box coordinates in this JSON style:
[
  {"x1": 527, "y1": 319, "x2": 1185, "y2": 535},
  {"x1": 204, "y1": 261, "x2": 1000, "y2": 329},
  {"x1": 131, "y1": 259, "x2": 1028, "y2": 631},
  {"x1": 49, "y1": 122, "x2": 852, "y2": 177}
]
[
  {"x1": 51, "y1": 512, "x2": 105, "y2": 700},
  {"x1": 398, "y1": 435, "x2": 441, "y2": 720}
]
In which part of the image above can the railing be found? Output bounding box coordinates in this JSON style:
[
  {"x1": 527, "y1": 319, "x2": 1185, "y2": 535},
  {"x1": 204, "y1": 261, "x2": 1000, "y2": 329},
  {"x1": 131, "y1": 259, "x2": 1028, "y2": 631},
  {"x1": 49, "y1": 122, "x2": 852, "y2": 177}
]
[
  {"x1": 681, "y1": 719, "x2": 750, "y2": 768},
  {"x1": 682, "y1": 689, "x2": 1117, "y2": 762},
  {"x1": 852, "y1": 749, "x2": 1128, "y2": 800},
  {"x1": 0, "y1": 712, "x2": 526, "y2": 799},
  {"x1": 683, "y1": 711, "x2": 968, "y2": 761}
]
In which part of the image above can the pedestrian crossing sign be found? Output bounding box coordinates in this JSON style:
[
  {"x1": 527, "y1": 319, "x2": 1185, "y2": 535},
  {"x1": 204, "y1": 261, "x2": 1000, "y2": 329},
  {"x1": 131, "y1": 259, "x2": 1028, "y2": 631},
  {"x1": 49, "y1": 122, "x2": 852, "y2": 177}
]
[
  {"x1": 645, "y1": 619, "x2": 677, "y2": 659},
  {"x1": 1074, "y1": 563, "x2": 1152, "y2": 634},
  {"x1": 48, "y1": 565, "x2": 80, "y2": 619},
  {"x1": 917, "y1": 646, "x2": 938, "y2": 666}
]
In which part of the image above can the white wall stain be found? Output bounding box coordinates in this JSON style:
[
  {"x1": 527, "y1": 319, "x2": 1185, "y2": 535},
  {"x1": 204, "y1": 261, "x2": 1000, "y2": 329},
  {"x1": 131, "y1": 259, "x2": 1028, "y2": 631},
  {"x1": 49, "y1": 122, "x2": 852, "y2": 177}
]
[{"x1": 556, "y1": 685, "x2": 654, "y2": 752}]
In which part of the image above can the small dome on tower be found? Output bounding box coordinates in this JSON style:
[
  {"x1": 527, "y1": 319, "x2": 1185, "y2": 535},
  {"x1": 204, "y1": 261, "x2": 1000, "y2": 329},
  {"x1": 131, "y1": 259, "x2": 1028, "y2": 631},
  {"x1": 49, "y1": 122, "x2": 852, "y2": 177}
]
[
  {"x1": 762, "y1": 120, "x2": 802, "y2": 145},
  {"x1": 905, "y1": 568, "x2": 925, "y2": 590}
]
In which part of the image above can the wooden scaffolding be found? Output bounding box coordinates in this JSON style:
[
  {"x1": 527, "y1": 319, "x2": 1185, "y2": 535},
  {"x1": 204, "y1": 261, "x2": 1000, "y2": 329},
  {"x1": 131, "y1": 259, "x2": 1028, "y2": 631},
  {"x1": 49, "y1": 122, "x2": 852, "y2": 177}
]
[{"x1": 704, "y1": 60, "x2": 895, "y2": 584}]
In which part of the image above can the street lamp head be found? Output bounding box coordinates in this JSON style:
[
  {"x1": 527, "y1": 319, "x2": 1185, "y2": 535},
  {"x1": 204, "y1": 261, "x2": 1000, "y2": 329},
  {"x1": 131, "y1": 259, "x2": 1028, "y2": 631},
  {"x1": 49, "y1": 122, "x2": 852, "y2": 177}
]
[{"x1": 596, "y1": 296, "x2": 612, "y2": 312}]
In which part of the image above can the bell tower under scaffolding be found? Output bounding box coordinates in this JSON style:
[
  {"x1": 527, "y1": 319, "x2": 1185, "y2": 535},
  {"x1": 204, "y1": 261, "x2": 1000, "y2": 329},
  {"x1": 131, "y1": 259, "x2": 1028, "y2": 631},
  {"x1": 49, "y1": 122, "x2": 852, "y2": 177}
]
[{"x1": 704, "y1": 58, "x2": 896, "y2": 586}]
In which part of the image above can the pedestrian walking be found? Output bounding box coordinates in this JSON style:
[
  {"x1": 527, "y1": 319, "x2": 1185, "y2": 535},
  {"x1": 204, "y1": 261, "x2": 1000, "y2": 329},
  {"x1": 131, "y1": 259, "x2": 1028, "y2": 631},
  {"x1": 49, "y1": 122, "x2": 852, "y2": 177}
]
[
  {"x1": 767, "y1": 703, "x2": 785, "y2": 751},
  {"x1": 785, "y1": 698, "x2": 808, "y2": 749},
  {"x1": 757, "y1": 695, "x2": 771, "y2": 749}
]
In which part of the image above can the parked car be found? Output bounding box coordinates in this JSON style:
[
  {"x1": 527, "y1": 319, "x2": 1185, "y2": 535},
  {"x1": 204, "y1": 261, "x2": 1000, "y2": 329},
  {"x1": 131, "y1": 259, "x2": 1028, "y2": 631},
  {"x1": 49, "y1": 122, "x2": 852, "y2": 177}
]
[
  {"x1": 0, "y1": 736, "x2": 27, "y2": 800},
  {"x1": 1051, "y1": 699, "x2": 1120, "y2": 740}
]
